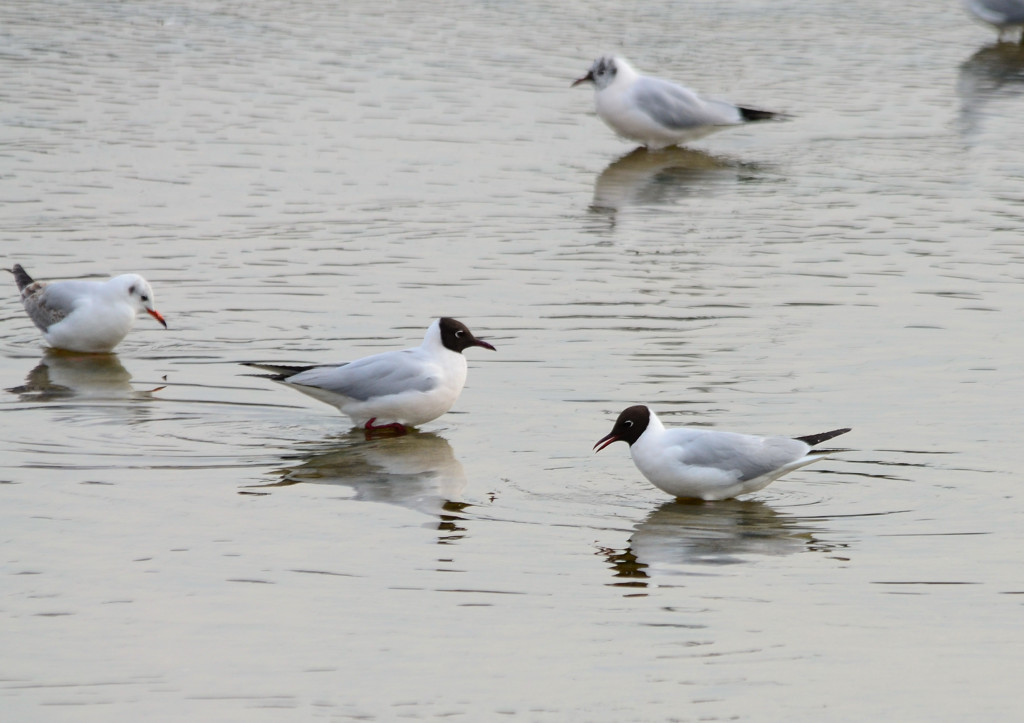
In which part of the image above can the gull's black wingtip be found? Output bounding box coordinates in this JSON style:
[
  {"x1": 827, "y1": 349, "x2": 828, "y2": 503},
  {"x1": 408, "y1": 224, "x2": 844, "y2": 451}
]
[
  {"x1": 738, "y1": 107, "x2": 789, "y2": 123},
  {"x1": 9, "y1": 263, "x2": 34, "y2": 291},
  {"x1": 240, "y1": 362, "x2": 314, "y2": 381},
  {"x1": 794, "y1": 428, "x2": 852, "y2": 447}
]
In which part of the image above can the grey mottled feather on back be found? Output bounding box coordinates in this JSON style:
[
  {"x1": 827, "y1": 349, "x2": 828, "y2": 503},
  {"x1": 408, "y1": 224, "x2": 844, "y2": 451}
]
[{"x1": 20, "y1": 280, "x2": 94, "y2": 332}]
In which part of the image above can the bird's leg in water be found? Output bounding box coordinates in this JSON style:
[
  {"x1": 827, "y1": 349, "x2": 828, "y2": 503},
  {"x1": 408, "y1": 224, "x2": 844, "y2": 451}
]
[{"x1": 363, "y1": 417, "x2": 408, "y2": 438}]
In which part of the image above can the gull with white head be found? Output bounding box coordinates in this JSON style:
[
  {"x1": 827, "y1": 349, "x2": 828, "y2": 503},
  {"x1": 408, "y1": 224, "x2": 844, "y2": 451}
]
[
  {"x1": 573, "y1": 55, "x2": 784, "y2": 150},
  {"x1": 10, "y1": 263, "x2": 167, "y2": 353}
]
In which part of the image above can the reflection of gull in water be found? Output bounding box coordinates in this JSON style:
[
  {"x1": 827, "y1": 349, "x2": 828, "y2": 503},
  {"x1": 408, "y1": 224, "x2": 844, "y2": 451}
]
[
  {"x1": 957, "y1": 42, "x2": 1024, "y2": 136},
  {"x1": 603, "y1": 499, "x2": 844, "y2": 582},
  {"x1": 6, "y1": 350, "x2": 146, "y2": 400},
  {"x1": 591, "y1": 147, "x2": 757, "y2": 213},
  {"x1": 253, "y1": 432, "x2": 468, "y2": 522}
]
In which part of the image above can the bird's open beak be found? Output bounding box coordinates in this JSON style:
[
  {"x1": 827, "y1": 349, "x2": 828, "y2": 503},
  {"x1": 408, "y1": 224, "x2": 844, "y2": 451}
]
[
  {"x1": 147, "y1": 308, "x2": 168, "y2": 328},
  {"x1": 571, "y1": 71, "x2": 594, "y2": 87},
  {"x1": 593, "y1": 432, "x2": 618, "y2": 453},
  {"x1": 472, "y1": 339, "x2": 496, "y2": 351}
]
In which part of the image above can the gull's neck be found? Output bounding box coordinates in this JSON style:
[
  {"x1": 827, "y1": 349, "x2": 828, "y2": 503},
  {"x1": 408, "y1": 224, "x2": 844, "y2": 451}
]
[{"x1": 421, "y1": 319, "x2": 445, "y2": 352}]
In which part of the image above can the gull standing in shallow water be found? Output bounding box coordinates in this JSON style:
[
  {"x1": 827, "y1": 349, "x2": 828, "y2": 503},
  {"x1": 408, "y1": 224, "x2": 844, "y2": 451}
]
[
  {"x1": 572, "y1": 55, "x2": 783, "y2": 150},
  {"x1": 964, "y1": 0, "x2": 1024, "y2": 42},
  {"x1": 9, "y1": 264, "x2": 167, "y2": 353},
  {"x1": 594, "y1": 405, "x2": 850, "y2": 501},
  {"x1": 244, "y1": 318, "x2": 495, "y2": 433}
]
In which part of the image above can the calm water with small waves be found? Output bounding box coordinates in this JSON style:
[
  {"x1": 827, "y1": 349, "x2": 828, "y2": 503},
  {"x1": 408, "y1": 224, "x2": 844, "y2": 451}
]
[{"x1": 3, "y1": 1, "x2": 1024, "y2": 720}]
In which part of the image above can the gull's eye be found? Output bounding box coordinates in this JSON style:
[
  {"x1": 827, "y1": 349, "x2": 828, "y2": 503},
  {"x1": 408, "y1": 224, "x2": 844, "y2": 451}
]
[
  {"x1": 455, "y1": 330, "x2": 464, "y2": 337},
  {"x1": 624, "y1": 420, "x2": 634, "y2": 428},
  {"x1": 140, "y1": 294, "x2": 149, "y2": 302}
]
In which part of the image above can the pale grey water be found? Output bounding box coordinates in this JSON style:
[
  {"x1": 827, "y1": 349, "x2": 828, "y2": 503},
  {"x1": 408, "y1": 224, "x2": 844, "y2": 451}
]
[{"x1": 2, "y1": 0, "x2": 1024, "y2": 720}]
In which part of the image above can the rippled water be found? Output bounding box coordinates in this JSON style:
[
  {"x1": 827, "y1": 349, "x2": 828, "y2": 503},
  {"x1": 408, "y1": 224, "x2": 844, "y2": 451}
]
[{"x1": 3, "y1": 0, "x2": 1024, "y2": 720}]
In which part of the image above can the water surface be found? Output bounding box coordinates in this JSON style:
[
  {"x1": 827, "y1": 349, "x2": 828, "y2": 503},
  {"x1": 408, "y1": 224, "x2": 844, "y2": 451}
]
[{"x1": 3, "y1": 0, "x2": 1024, "y2": 720}]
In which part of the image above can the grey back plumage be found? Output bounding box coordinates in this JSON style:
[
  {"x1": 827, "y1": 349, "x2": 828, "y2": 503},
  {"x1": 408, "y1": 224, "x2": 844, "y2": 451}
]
[
  {"x1": 286, "y1": 350, "x2": 439, "y2": 401},
  {"x1": 673, "y1": 430, "x2": 810, "y2": 483},
  {"x1": 632, "y1": 77, "x2": 731, "y2": 130}
]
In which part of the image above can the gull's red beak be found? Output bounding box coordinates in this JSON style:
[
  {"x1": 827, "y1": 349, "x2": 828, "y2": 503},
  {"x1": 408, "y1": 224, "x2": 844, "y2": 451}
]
[
  {"x1": 593, "y1": 432, "x2": 619, "y2": 453},
  {"x1": 147, "y1": 308, "x2": 168, "y2": 328},
  {"x1": 472, "y1": 339, "x2": 496, "y2": 351},
  {"x1": 571, "y1": 71, "x2": 594, "y2": 87}
]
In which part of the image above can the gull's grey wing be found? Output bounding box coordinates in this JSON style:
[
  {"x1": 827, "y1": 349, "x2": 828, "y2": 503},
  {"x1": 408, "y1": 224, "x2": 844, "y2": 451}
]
[
  {"x1": 286, "y1": 349, "x2": 438, "y2": 401},
  {"x1": 631, "y1": 76, "x2": 741, "y2": 130},
  {"x1": 20, "y1": 280, "x2": 91, "y2": 332},
  {"x1": 675, "y1": 431, "x2": 807, "y2": 482}
]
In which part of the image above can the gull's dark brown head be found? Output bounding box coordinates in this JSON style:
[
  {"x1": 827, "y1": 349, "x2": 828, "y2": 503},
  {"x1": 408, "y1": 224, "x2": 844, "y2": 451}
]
[
  {"x1": 594, "y1": 404, "x2": 651, "y2": 452},
  {"x1": 438, "y1": 317, "x2": 496, "y2": 354}
]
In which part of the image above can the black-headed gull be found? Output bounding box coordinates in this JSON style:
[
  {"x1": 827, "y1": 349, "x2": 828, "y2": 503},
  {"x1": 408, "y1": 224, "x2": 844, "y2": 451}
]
[
  {"x1": 964, "y1": 0, "x2": 1024, "y2": 42},
  {"x1": 594, "y1": 405, "x2": 850, "y2": 501},
  {"x1": 10, "y1": 264, "x2": 167, "y2": 354},
  {"x1": 572, "y1": 56, "x2": 783, "y2": 150},
  {"x1": 244, "y1": 318, "x2": 495, "y2": 433}
]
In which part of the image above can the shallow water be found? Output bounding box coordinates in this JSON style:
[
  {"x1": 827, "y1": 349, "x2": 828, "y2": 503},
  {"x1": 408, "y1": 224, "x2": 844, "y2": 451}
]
[{"x1": 2, "y1": 0, "x2": 1024, "y2": 720}]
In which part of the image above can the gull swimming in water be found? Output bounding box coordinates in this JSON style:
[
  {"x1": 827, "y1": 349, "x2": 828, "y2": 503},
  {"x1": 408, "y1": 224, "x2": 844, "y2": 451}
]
[
  {"x1": 572, "y1": 55, "x2": 783, "y2": 150},
  {"x1": 9, "y1": 263, "x2": 167, "y2": 353},
  {"x1": 594, "y1": 405, "x2": 850, "y2": 501},
  {"x1": 244, "y1": 318, "x2": 495, "y2": 433}
]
